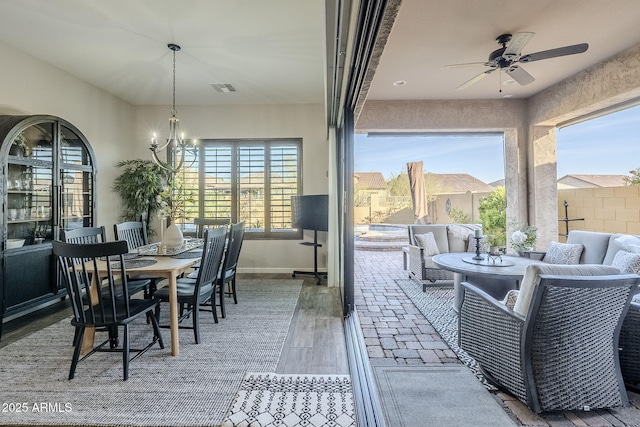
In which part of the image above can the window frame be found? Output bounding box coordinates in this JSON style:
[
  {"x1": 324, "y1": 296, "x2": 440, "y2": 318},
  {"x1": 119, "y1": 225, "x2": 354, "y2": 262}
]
[{"x1": 183, "y1": 138, "x2": 303, "y2": 240}]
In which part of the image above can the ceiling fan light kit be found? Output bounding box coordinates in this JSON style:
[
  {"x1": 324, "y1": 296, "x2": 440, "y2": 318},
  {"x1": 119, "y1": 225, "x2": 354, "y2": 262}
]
[{"x1": 447, "y1": 32, "x2": 589, "y2": 91}]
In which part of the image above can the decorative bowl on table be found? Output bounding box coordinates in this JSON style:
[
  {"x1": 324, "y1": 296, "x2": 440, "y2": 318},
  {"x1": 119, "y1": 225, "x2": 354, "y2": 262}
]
[{"x1": 7, "y1": 238, "x2": 26, "y2": 249}]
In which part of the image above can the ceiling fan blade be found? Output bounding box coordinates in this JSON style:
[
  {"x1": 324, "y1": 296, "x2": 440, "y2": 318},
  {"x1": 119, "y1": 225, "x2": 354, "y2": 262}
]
[
  {"x1": 505, "y1": 65, "x2": 535, "y2": 86},
  {"x1": 503, "y1": 32, "x2": 535, "y2": 59},
  {"x1": 519, "y1": 43, "x2": 588, "y2": 63},
  {"x1": 442, "y1": 62, "x2": 487, "y2": 69},
  {"x1": 456, "y1": 68, "x2": 496, "y2": 90}
]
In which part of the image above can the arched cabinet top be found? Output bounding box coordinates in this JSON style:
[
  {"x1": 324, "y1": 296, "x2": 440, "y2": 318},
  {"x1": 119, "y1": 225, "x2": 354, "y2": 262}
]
[{"x1": 0, "y1": 115, "x2": 97, "y2": 170}]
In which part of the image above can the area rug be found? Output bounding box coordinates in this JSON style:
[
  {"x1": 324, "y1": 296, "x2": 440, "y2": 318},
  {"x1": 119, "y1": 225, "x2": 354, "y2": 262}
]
[
  {"x1": 221, "y1": 373, "x2": 355, "y2": 427},
  {"x1": 0, "y1": 279, "x2": 303, "y2": 426},
  {"x1": 395, "y1": 279, "x2": 496, "y2": 391}
]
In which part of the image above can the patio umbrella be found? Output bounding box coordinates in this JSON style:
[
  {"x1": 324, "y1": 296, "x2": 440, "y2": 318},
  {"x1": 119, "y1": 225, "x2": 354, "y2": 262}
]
[{"x1": 407, "y1": 161, "x2": 430, "y2": 224}]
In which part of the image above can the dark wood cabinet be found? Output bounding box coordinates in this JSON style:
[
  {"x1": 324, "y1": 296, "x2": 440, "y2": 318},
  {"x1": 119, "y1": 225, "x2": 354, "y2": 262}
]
[{"x1": 0, "y1": 115, "x2": 96, "y2": 339}]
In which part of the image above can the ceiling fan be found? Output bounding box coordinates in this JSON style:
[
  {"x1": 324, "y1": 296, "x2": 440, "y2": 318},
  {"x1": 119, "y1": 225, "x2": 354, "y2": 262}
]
[{"x1": 445, "y1": 32, "x2": 588, "y2": 90}]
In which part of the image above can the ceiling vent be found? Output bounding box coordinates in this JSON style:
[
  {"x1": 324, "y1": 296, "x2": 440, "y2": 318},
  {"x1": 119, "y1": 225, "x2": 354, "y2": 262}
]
[{"x1": 211, "y1": 83, "x2": 238, "y2": 93}]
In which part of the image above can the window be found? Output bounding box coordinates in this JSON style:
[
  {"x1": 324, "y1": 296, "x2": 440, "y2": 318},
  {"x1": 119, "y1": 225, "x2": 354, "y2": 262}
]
[{"x1": 172, "y1": 138, "x2": 302, "y2": 239}]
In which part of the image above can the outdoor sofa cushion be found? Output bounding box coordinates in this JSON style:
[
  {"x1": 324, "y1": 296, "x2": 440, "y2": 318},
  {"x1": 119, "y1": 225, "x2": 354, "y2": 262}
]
[
  {"x1": 512, "y1": 263, "x2": 621, "y2": 317},
  {"x1": 566, "y1": 230, "x2": 612, "y2": 264}
]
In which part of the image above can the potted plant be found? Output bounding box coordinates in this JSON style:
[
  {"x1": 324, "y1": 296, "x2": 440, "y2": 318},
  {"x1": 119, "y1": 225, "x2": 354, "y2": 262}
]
[{"x1": 113, "y1": 160, "x2": 171, "y2": 236}]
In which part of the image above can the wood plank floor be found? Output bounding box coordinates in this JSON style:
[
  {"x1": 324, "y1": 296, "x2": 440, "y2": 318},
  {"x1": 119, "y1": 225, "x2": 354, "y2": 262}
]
[{"x1": 0, "y1": 273, "x2": 350, "y2": 376}]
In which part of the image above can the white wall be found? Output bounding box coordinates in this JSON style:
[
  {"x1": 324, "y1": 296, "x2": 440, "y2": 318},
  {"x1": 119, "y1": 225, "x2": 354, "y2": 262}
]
[
  {"x1": 0, "y1": 40, "x2": 135, "y2": 239},
  {"x1": 0, "y1": 41, "x2": 331, "y2": 273},
  {"x1": 135, "y1": 104, "x2": 329, "y2": 273}
]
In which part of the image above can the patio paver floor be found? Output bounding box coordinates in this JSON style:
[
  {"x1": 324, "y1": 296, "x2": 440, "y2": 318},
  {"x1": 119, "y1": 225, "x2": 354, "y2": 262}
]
[{"x1": 354, "y1": 248, "x2": 640, "y2": 426}]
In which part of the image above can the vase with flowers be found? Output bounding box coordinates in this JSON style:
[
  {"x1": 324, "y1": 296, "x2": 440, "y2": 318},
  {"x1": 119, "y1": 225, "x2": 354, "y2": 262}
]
[
  {"x1": 157, "y1": 176, "x2": 196, "y2": 249},
  {"x1": 511, "y1": 224, "x2": 537, "y2": 256}
]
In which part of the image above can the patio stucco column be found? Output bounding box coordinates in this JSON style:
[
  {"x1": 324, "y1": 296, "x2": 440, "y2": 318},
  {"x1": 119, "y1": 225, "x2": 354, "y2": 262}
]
[{"x1": 530, "y1": 126, "x2": 559, "y2": 249}]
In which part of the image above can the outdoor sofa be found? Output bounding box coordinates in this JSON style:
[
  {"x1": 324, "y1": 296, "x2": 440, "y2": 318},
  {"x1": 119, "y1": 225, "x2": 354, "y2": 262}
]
[
  {"x1": 525, "y1": 230, "x2": 640, "y2": 392},
  {"x1": 407, "y1": 223, "x2": 482, "y2": 291}
]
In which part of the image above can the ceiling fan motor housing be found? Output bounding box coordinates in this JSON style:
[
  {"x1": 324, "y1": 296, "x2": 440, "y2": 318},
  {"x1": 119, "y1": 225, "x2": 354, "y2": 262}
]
[{"x1": 488, "y1": 48, "x2": 510, "y2": 68}]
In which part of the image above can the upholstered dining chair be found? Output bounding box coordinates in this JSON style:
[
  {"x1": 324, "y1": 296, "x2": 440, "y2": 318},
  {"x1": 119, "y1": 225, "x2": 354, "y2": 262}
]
[
  {"x1": 459, "y1": 263, "x2": 640, "y2": 413},
  {"x1": 114, "y1": 220, "x2": 163, "y2": 297},
  {"x1": 53, "y1": 240, "x2": 164, "y2": 380},
  {"x1": 154, "y1": 226, "x2": 227, "y2": 343}
]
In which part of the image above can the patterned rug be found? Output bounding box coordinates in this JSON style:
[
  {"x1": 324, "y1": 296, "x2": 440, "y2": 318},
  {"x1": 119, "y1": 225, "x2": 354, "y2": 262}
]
[
  {"x1": 221, "y1": 373, "x2": 355, "y2": 427},
  {"x1": 0, "y1": 279, "x2": 303, "y2": 426},
  {"x1": 395, "y1": 279, "x2": 497, "y2": 391}
]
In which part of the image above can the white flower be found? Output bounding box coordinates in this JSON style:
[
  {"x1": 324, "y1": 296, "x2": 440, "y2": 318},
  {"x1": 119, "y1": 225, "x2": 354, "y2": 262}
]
[{"x1": 511, "y1": 230, "x2": 526, "y2": 245}]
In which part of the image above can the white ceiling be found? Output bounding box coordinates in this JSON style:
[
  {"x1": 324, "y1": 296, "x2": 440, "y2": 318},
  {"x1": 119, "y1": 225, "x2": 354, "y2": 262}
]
[
  {"x1": 0, "y1": 0, "x2": 639, "y2": 107},
  {"x1": 0, "y1": 0, "x2": 325, "y2": 106},
  {"x1": 370, "y1": 0, "x2": 640, "y2": 100}
]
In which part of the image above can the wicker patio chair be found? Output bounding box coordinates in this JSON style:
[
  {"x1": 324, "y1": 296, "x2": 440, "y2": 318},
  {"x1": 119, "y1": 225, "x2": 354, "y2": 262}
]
[
  {"x1": 620, "y1": 298, "x2": 640, "y2": 391},
  {"x1": 407, "y1": 224, "x2": 454, "y2": 290},
  {"x1": 458, "y1": 265, "x2": 640, "y2": 413}
]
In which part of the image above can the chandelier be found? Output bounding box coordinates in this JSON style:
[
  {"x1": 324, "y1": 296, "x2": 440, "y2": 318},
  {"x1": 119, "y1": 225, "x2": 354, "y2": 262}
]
[{"x1": 150, "y1": 43, "x2": 197, "y2": 173}]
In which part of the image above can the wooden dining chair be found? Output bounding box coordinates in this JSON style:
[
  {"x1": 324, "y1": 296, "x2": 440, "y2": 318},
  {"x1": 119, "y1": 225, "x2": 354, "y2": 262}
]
[
  {"x1": 62, "y1": 226, "x2": 150, "y2": 299},
  {"x1": 194, "y1": 217, "x2": 231, "y2": 238},
  {"x1": 53, "y1": 240, "x2": 164, "y2": 380},
  {"x1": 216, "y1": 221, "x2": 245, "y2": 318},
  {"x1": 61, "y1": 226, "x2": 107, "y2": 244},
  {"x1": 113, "y1": 221, "x2": 149, "y2": 250},
  {"x1": 154, "y1": 226, "x2": 227, "y2": 343},
  {"x1": 114, "y1": 220, "x2": 163, "y2": 297}
]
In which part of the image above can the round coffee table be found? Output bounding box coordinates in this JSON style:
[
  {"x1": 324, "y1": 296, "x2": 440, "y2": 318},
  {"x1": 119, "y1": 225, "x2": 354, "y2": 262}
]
[{"x1": 432, "y1": 252, "x2": 542, "y2": 312}]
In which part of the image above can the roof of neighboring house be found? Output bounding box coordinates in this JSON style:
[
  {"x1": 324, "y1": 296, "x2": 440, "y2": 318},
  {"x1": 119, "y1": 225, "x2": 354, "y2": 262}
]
[
  {"x1": 425, "y1": 173, "x2": 494, "y2": 193},
  {"x1": 354, "y1": 172, "x2": 386, "y2": 190},
  {"x1": 489, "y1": 179, "x2": 505, "y2": 187},
  {"x1": 557, "y1": 174, "x2": 628, "y2": 188}
]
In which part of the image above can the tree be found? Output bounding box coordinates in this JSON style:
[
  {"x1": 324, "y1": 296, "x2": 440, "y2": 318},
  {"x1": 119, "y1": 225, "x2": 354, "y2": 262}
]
[
  {"x1": 387, "y1": 170, "x2": 410, "y2": 197},
  {"x1": 113, "y1": 159, "x2": 171, "y2": 235},
  {"x1": 478, "y1": 186, "x2": 507, "y2": 246},
  {"x1": 624, "y1": 168, "x2": 640, "y2": 185}
]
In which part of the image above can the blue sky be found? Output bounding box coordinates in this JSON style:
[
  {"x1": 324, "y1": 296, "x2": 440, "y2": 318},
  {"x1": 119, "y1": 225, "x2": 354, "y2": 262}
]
[{"x1": 354, "y1": 105, "x2": 640, "y2": 184}]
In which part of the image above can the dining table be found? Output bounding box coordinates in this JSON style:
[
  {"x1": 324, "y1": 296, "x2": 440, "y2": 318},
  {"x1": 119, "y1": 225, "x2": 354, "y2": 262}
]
[
  {"x1": 431, "y1": 252, "x2": 543, "y2": 312},
  {"x1": 82, "y1": 240, "x2": 203, "y2": 356}
]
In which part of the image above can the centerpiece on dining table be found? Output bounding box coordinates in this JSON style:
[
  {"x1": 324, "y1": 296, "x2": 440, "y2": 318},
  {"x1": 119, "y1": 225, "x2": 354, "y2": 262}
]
[{"x1": 157, "y1": 174, "x2": 196, "y2": 249}]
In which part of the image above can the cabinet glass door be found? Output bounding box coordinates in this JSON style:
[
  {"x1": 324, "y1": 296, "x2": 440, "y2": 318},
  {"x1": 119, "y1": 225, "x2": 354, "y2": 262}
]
[
  {"x1": 59, "y1": 125, "x2": 94, "y2": 231},
  {"x1": 6, "y1": 123, "x2": 54, "y2": 248}
]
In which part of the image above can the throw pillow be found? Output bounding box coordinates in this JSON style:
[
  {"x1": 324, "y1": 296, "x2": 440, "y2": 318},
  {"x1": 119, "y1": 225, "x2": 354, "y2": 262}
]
[
  {"x1": 611, "y1": 249, "x2": 640, "y2": 274},
  {"x1": 414, "y1": 232, "x2": 440, "y2": 256},
  {"x1": 614, "y1": 235, "x2": 640, "y2": 254},
  {"x1": 502, "y1": 290, "x2": 519, "y2": 309},
  {"x1": 543, "y1": 241, "x2": 583, "y2": 264}
]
